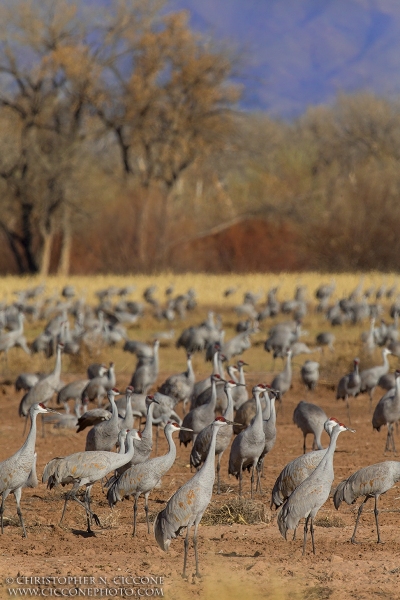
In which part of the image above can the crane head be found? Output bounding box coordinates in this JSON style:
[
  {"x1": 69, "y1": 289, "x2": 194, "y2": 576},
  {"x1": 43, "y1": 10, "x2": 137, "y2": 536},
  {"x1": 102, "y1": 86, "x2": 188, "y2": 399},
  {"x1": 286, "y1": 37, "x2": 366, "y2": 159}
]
[{"x1": 324, "y1": 417, "x2": 339, "y2": 434}]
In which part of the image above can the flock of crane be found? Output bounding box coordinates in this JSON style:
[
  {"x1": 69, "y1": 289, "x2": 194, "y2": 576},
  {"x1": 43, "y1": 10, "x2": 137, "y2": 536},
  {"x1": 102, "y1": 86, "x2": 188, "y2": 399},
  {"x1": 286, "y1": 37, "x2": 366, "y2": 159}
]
[{"x1": 0, "y1": 278, "x2": 400, "y2": 578}]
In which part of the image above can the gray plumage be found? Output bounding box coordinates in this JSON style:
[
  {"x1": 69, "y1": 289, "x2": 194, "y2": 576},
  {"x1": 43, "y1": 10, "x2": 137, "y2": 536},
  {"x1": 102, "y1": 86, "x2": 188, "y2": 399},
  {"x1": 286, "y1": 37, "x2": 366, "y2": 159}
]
[
  {"x1": 179, "y1": 374, "x2": 223, "y2": 446},
  {"x1": 228, "y1": 360, "x2": 248, "y2": 409},
  {"x1": 293, "y1": 401, "x2": 328, "y2": 453},
  {"x1": 300, "y1": 360, "x2": 320, "y2": 391},
  {"x1": 360, "y1": 348, "x2": 392, "y2": 411},
  {"x1": 18, "y1": 343, "x2": 63, "y2": 417},
  {"x1": 0, "y1": 403, "x2": 55, "y2": 537},
  {"x1": 256, "y1": 388, "x2": 279, "y2": 493},
  {"x1": 228, "y1": 384, "x2": 266, "y2": 498},
  {"x1": 107, "y1": 422, "x2": 191, "y2": 536},
  {"x1": 336, "y1": 357, "x2": 361, "y2": 423},
  {"x1": 190, "y1": 380, "x2": 236, "y2": 493},
  {"x1": 372, "y1": 370, "x2": 400, "y2": 453},
  {"x1": 333, "y1": 461, "x2": 400, "y2": 543},
  {"x1": 316, "y1": 332, "x2": 335, "y2": 353},
  {"x1": 220, "y1": 325, "x2": 257, "y2": 361},
  {"x1": 130, "y1": 340, "x2": 160, "y2": 393},
  {"x1": 85, "y1": 388, "x2": 120, "y2": 451},
  {"x1": 57, "y1": 378, "x2": 90, "y2": 414},
  {"x1": 154, "y1": 417, "x2": 230, "y2": 579},
  {"x1": 158, "y1": 353, "x2": 195, "y2": 411},
  {"x1": 271, "y1": 349, "x2": 293, "y2": 397},
  {"x1": 114, "y1": 397, "x2": 159, "y2": 478},
  {"x1": 277, "y1": 422, "x2": 353, "y2": 554},
  {"x1": 82, "y1": 362, "x2": 116, "y2": 407},
  {"x1": 271, "y1": 418, "x2": 339, "y2": 510},
  {"x1": 15, "y1": 372, "x2": 41, "y2": 392},
  {"x1": 43, "y1": 429, "x2": 141, "y2": 533}
]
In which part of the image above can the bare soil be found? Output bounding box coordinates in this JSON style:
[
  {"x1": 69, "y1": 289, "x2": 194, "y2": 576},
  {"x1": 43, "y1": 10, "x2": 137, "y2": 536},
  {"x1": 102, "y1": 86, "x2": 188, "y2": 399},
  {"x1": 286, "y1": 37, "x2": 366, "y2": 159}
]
[{"x1": 0, "y1": 369, "x2": 399, "y2": 600}]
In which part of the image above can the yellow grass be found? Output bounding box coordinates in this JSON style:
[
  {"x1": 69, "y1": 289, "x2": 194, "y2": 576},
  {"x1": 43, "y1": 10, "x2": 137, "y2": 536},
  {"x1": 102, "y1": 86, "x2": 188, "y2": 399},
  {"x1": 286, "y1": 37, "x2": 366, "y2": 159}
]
[
  {"x1": 0, "y1": 271, "x2": 398, "y2": 307},
  {"x1": 0, "y1": 271, "x2": 397, "y2": 380}
]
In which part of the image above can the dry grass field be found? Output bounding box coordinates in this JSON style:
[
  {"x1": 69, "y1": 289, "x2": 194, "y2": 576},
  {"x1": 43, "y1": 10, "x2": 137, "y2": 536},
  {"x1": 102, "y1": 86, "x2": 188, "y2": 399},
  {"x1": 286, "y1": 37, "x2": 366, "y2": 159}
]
[{"x1": 0, "y1": 272, "x2": 399, "y2": 600}]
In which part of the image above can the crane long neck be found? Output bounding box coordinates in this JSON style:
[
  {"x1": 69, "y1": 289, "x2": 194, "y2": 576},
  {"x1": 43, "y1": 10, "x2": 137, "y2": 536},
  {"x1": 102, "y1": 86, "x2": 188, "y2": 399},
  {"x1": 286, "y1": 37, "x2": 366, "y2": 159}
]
[
  {"x1": 21, "y1": 409, "x2": 39, "y2": 454},
  {"x1": 109, "y1": 394, "x2": 118, "y2": 423},
  {"x1": 53, "y1": 347, "x2": 62, "y2": 379},
  {"x1": 223, "y1": 388, "x2": 234, "y2": 421},
  {"x1": 186, "y1": 357, "x2": 194, "y2": 383},
  {"x1": 164, "y1": 427, "x2": 177, "y2": 462},
  {"x1": 142, "y1": 402, "x2": 155, "y2": 438},
  {"x1": 239, "y1": 366, "x2": 245, "y2": 385},
  {"x1": 115, "y1": 433, "x2": 136, "y2": 466},
  {"x1": 200, "y1": 424, "x2": 219, "y2": 474},
  {"x1": 208, "y1": 378, "x2": 218, "y2": 410},
  {"x1": 252, "y1": 390, "x2": 263, "y2": 429},
  {"x1": 125, "y1": 393, "x2": 133, "y2": 419},
  {"x1": 317, "y1": 426, "x2": 342, "y2": 477},
  {"x1": 212, "y1": 351, "x2": 219, "y2": 375}
]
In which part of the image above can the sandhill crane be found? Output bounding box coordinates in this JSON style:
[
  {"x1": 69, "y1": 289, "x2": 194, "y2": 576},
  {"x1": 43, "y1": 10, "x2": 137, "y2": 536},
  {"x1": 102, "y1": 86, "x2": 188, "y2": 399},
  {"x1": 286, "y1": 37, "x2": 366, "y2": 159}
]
[
  {"x1": 179, "y1": 374, "x2": 223, "y2": 447},
  {"x1": 271, "y1": 349, "x2": 293, "y2": 403},
  {"x1": 232, "y1": 384, "x2": 268, "y2": 434},
  {"x1": 15, "y1": 372, "x2": 42, "y2": 392},
  {"x1": 85, "y1": 388, "x2": 121, "y2": 451},
  {"x1": 43, "y1": 429, "x2": 141, "y2": 533},
  {"x1": 107, "y1": 421, "x2": 192, "y2": 536},
  {"x1": 228, "y1": 360, "x2": 248, "y2": 409},
  {"x1": 154, "y1": 417, "x2": 232, "y2": 579},
  {"x1": 19, "y1": 343, "x2": 64, "y2": 422},
  {"x1": 190, "y1": 380, "x2": 236, "y2": 493},
  {"x1": 220, "y1": 325, "x2": 258, "y2": 361},
  {"x1": 271, "y1": 418, "x2": 339, "y2": 513},
  {"x1": 334, "y1": 461, "x2": 400, "y2": 543},
  {"x1": 336, "y1": 358, "x2": 361, "y2": 423},
  {"x1": 158, "y1": 352, "x2": 195, "y2": 414},
  {"x1": 256, "y1": 387, "x2": 279, "y2": 492},
  {"x1": 360, "y1": 348, "x2": 392, "y2": 411},
  {"x1": 372, "y1": 370, "x2": 400, "y2": 453},
  {"x1": 300, "y1": 361, "x2": 320, "y2": 391},
  {"x1": 228, "y1": 384, "x2": 266, "y2": 498},
  {"x1": 378, "y1": 372, "x2": 396, "y2": 391},
  {"x1": 0, "y1": 403, "x2": 57, "y2": 537},
  {"x1": 316, "y1": 332, "x2": 335, "y2": 354},
  {"x1": 57, "y1": 368, "x2": 107, "y2": 414},
  {"x1": 130, "y1": 339, "x2": 160, "y2": 393},
  {"x1": 264, "y1": 322, "x2": 299, "y2": 363},
  {"x1": 82, "y1": 362, "x2": 116, "y2": 407},
  {"x1": 191, "y1": 348, "x2": 224, "y2": 403},
  {"x1": 293, "y1": 401, "x2": 328, "y2": 453},
  {"x1": 0, "y1": 311, "x2": 30, "y2": 367},
  {"x1": 277, "y1": 422, "x2": 354, "y2": 554},
  {"x1": 113, "y1": 396, "x2": 160, "y2": 478}
]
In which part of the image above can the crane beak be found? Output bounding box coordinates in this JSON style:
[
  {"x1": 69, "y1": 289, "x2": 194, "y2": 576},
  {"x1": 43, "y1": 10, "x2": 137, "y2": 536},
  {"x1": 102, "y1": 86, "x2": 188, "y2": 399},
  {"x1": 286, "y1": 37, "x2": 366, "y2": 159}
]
[
  {"x1": 225, "y1": 420, "x2": 241, "y2": 426},
  {"x1": 346, "y1": 427, "x2": 356, "y2": 433},
  {"x1": 45, "y1": 408, "x2": 62, "y2": 415},
  {"x1": 235, "y1": 383, "x2": 246, "y2": 387},
  {"x1": 151, "y1": 398, "x2": 160, "y2": 404},
  {"x1": 179, "y1": 426, "x2": 193, "y2": 432}
]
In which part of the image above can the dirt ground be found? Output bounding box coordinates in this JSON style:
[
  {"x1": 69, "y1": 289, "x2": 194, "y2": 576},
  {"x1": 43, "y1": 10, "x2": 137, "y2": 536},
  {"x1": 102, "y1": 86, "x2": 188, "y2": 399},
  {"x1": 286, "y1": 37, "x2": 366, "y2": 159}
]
[{"x1": 0, "y1": 367, "x2": 399, "y2": 600}]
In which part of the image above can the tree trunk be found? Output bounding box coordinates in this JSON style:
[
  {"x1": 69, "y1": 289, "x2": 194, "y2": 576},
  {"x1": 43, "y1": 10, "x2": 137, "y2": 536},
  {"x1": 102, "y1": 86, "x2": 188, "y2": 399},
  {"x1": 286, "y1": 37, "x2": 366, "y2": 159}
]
[
  {"x1": 57, "y1": 206, "x2": 72, "y2": 276},
  {"x1": 39, "y1": 230, "x2": 53, "y2": 277}
]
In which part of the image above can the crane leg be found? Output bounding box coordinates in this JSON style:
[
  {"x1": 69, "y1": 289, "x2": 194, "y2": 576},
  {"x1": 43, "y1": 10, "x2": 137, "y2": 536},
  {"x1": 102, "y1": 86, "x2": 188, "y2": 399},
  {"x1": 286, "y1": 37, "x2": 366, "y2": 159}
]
[
  {"x1": 239, "y1": 462, "x2": 243, "y2": 497},
  {"x1": 346, "y1": 399, "x2": 352, "y2": 426},
  {"x1": 256, "y1": 461, "x2": 263, "y2": 494},
  {"x1": 302, "y1": 516, "x2": 309, "y2": 555},
  {"x1": 14, "y1": 488, "x2": 27, "y2": 538},
  {"x1": 374, "y1": 495, "x2": 383, "y2": 544},
  {"x1": 193, "y1": 521, "x2": 202, "y2": 578},
  {"x1": 310, "y1": 518, "x2": 315, "y2": 555},
  {"x1": 0, "y1": 490, "x2": 10, "y2": 534},
  {"x1": 292, "y1": 527, "x2": 297, "y2": 541},
  {"x1": 351, "y1": 496, "x2": 369, "y2": 543},
  {"x1": 250, "y1": 466, "x2": 255, "y2": 499},
  {"x1": 133, "y1": 496, "x2": 138, "y2": 537},
  {"x1": 390, "y1": 424, "x2": 397, "y2": 454},
  {"x1": 144, "y1": 494, "x2": 150, "y2": 534},
  {"x1": 303, "y1": 434, "x2": 307, "y2": 454},
  {"x1": 182, "y1": 524, "x2": 192, "y2": 579},
  {"x1": 217, "y1": 456, "x2": 221, "y2": 495}
]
